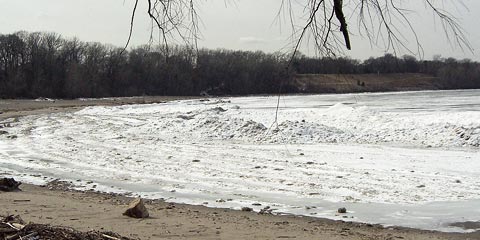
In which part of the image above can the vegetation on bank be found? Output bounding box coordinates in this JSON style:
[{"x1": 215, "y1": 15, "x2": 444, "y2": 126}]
[{"x1": 0, "y1": 31, "x2": 479, "y2": 98}]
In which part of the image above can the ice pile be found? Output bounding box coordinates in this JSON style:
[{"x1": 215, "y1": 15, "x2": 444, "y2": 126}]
[
  {"x1": 70, "y1": 95, "x2": 480, "y2": 148},
  {"x1": 1, "y1": 90, "x2": 480, "y2": 232}
]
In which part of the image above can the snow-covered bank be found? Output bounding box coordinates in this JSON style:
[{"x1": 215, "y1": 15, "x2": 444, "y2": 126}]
[{"x1": 1, "y1": 89, "x2": 479, "y2": 232}]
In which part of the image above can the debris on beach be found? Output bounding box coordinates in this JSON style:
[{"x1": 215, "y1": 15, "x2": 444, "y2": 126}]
[
  {"x1": 0, "y1": 178, "x2": 21, "y2": 192},
  {"x1": 259, "y1": 206, "x2": 273, "y2": 215},
  {"x1": 45, "y1": 179, "x2": 74, "y2": 191},
  {"x1": 241, "y1": 207, "x2": 253, "y2": 212},
  {"x1": 0, "y1": 215, "x2": 132, "y2": 240},
  {"x1": 123, "y1": 198, "x2": 149, "y2": 218},
  {"x1": 338, "y1": 207, "x2": 347, "y2": 214}
]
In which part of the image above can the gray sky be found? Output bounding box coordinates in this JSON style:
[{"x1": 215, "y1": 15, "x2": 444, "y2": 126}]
[{"x1": 1, "y1": 0, "x2": 479, "y2": 60}]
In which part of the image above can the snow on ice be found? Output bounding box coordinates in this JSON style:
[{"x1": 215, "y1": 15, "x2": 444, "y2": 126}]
[{"x1": 1, "y1": 89, "x2": 480, "y2": 232}]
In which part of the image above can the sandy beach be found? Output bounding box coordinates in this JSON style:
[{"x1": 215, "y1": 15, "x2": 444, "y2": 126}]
[
  {"x1": 1, "y1": 97, "x2": 479, "y2": 239},
  {"x1": 2, "y1": 183, "x2": 478, "y2": 240}
]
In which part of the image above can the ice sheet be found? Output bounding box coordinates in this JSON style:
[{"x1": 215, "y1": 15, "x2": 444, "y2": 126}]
[{"x1": 1, "y1": 89, "x2": 479, "y2": 232}]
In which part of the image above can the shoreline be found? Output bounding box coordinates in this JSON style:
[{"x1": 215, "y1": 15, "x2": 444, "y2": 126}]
[
  {"x1": 2, "y1": 89, "x2": 479, "y2": 121},
  {"x1": 1, "y1": 97, "x2": 479, "y2": 239},
  {"x1": 0, "y1": 96, "x2": 196, "y2": 121}
]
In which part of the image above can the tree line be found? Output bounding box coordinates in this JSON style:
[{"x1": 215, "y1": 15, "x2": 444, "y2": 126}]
[{"x1": 0, "y1": 31, "x2": 479, "y2": 99}]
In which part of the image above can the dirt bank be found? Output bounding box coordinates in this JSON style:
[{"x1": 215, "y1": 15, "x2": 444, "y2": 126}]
[{"x1": 295, "y1": 73, "x2": 441, "y2": 93}]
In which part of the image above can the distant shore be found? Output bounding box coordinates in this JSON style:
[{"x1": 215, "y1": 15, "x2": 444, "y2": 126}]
[
  {"x1": 1, "y1": 96, "x2": 479, "y2": 239},
  {"x1": 294, "y1": 73, "x2": 443, "y2": 93}
]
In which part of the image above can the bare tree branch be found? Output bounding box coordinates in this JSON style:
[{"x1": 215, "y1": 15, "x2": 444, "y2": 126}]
[
  {"x1": 277, "y1": 0, "x2": 471, "y2": 60},
  {"x1": 123, "y1": 0, "x2": 202, "y2": 59},
  {"x1": 121, "y1": 0, "x2": 139, "y2": 55},
  {"x1": 333, "y1": 0, "x2": 351, "y2": 50}
]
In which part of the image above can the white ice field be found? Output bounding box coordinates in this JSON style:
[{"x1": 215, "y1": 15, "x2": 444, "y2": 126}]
[{"x1": 1, "y1": 89, "x2": 479, "y2": 232}]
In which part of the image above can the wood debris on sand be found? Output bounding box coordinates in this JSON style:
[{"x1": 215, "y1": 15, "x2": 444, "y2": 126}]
[{"x1": 0, "y1": 215, "x2": 133, "y2": 240}]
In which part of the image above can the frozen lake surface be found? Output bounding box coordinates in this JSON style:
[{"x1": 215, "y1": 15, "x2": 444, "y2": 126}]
[{"x1": 1, "y1": 89, "x2": 479, "y2": 232}]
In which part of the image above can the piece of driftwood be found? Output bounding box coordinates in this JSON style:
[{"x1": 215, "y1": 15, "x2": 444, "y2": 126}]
[
  {"x1": 5, "y1": 222, "x2": 24, "y2": 231},
  {"x1": 0, "y1": 223, "x2": 18, "y2": 234},
  {"x1": 102, "y1": 233, "x2": 121, "y2": 240}
]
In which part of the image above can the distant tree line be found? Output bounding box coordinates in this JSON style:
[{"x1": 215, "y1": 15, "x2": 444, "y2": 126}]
[
  {"x1": 0, "y1": 31, "x2": 479, "y2": 99},
  {"x1": 0, "y1": 31, "x2": 290, "y2": 98}
]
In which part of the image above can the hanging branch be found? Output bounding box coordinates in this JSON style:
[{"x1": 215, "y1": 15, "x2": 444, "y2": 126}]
[
  {"x1": 333, "y1": 0, "x2": 350, "y2": 50},
  {"x1": 121, "y1": 0, "x2": 139, "y2": 55}
]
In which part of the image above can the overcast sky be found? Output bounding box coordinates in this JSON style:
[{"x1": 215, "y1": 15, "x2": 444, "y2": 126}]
[{"x1": 1, "y1": 0, "x2": 479, "y2": 60}]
